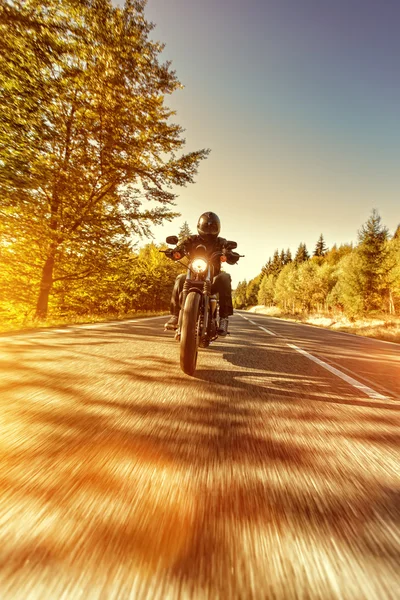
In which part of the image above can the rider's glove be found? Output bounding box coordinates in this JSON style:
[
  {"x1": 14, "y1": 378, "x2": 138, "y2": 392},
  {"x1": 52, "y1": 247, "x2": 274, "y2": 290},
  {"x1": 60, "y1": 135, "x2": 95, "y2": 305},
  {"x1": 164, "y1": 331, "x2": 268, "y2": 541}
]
[{"x1": 226, "y1": 251, "x2": 240, "y2": 265}]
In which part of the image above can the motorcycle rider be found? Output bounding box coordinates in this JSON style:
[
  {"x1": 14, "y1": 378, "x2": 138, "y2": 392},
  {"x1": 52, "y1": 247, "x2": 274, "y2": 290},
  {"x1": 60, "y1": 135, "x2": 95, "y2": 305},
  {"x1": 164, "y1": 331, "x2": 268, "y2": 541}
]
[{"x1": 165, "y1": 212, "x2": 240, "y2": 336}]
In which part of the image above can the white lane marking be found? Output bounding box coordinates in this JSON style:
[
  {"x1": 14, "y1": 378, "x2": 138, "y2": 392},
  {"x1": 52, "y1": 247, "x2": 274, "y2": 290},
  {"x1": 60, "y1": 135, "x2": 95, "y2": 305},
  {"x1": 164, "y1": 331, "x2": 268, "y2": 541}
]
[
  {"x1": 259, "y1": 326, "x2": 277, "y2": 336},
  {"x1": 239, "y1": 311, "x2": 400, "y2": 348},
  {"x1": 287, "y1": 343, "x2": 390, "y2": 401},
  {"x1": 237, "y1": 313, "x2": 278, "y2": 336},
  {"x1": 238, "y1": 313, "x2": 278, "y2": 337},
  {"x1": 236, "y1": 312, "x2": 392, "y2": 400}
]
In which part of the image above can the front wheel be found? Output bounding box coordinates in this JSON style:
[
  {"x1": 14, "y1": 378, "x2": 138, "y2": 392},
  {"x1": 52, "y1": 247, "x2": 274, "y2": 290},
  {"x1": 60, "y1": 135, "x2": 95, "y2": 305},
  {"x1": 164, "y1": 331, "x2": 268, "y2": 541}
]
[{"x1": 180, "y1": 292, "x2": 201, "y2": 375}]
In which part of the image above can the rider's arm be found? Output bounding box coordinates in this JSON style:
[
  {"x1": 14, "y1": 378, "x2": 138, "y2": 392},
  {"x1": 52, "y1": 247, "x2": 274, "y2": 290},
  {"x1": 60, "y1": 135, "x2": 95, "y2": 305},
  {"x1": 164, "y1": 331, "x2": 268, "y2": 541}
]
[{"x1": 167, "y1": 236, "x2": 193, "y2": 260}]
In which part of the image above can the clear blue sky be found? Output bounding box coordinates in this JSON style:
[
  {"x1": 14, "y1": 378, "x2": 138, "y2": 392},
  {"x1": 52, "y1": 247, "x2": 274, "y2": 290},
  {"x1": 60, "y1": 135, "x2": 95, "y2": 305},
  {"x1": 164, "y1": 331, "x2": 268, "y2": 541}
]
[{"x1": 127, "y1": 0, "x2": 400, "y2": 285}]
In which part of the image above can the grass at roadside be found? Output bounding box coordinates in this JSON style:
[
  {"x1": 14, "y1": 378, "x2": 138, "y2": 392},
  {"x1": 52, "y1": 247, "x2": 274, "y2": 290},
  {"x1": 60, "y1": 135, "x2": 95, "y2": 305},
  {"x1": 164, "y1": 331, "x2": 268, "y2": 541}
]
[
  {"x1": 245, "y1": 306, "x2": 400, "y2": 344},
  {"x1": 0, "y1": 310, "x2": 169, "y2": 334}
]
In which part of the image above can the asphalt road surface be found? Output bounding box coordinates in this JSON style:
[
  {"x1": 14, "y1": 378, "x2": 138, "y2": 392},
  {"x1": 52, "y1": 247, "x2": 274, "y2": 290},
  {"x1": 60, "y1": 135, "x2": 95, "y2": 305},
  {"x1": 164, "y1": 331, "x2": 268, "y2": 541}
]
[{"x1": 0, "y1": 311, "x2": 399, "y2": 600}]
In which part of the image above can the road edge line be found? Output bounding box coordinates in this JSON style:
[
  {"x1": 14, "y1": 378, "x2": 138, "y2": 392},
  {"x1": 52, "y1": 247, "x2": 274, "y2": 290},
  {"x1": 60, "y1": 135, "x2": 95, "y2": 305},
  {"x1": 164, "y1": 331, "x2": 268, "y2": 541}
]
[
  {"x1": 236, "y1": 312, "x2": 393, "y2": 401},
  {"x1": 286, "y1": 343, "x2": 390, "y2": 401}
]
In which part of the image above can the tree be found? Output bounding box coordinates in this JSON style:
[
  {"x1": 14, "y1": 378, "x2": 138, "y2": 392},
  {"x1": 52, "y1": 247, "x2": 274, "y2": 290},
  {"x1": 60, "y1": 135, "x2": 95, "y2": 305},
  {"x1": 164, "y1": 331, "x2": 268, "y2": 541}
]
[
  {"x1": 329, "y1": 252, "x2": 365, "y2": 317},
  {"x1": 296, "y1": 261, "x2": 336, "y2": 312},
  {"x1": 0, "y1": 0, "x2": 209, "y2": 320},
  {"x1": 274, "y1": 263, "x2": 299, "y2": 313},
  {"x1": 261, "y1": 258, "x2": 273, "y2": 277},
  {"x1": 48, "y1": 242, "x2": 184, "y2": 316},
  {"x1": 314, "y1": 234, "x2": 328, "y2": 257},
  {"x1": 120, "y1": 243, "x2": 184, "y2": 313},
  {"x1": 285, "y1": 248, "x2": 293, "y2": 264},
  {"x1": 270, "y1": 249, "x2": 284, "y2": 275},
  {"x1": 324, "y1": 243, "x2": 353, "y2": 266},
  {"x1": 387, "y1": 236, "x2": 400, "y2": 313},
  {"x1": 178, "y1": 221, "x2": 193, "y2": 242},
  {"x1": 357, "y1": 209, "x2": 389, "y2": 313},
  {"x1": 258, "y1": 274, "x2": 276, "y2": 306},
  {"x1": 393, "y1": 224, "x2": 400, "y2": 240},
  {"x1": 294, "y1": 243, "x2": 309, "y2": 265},
  {"x1": 233, "y1": 280, "x2": 247, "y2": 309},
  {"x1": 246, "y1": 274, "x2": 262, "y2": 306}
]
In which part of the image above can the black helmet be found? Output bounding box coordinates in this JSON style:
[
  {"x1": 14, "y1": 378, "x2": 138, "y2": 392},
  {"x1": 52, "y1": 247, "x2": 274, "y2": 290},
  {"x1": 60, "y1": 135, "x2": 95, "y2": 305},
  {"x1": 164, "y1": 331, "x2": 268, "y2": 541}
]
[{"x1": 197, "y1": 212, "x2": 221, "y2": 240}]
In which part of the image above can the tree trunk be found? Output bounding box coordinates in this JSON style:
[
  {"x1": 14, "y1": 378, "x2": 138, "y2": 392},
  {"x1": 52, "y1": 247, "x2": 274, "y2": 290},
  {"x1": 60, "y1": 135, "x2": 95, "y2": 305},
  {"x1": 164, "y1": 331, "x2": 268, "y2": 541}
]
[
  {"x1": 389, "y1": 290, "x2": 395, "y2": 315},
  {"x1": 35, "y1": 245, "x2": 57, "y2": 319}
]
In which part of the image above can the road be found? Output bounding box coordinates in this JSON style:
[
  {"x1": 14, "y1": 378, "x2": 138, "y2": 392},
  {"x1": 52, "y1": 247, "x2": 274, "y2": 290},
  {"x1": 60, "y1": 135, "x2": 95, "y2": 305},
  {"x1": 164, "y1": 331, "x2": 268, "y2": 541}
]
[{"x1": 0, "y1": 312, "x2": 399, "y2": 599}]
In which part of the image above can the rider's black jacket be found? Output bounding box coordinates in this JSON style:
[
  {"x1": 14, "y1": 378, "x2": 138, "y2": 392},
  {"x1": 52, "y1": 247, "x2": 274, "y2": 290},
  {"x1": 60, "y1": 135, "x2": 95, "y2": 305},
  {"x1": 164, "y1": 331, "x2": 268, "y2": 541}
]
[{"x1": 168, "y1": 235, "x2": 240, "y2": 276}]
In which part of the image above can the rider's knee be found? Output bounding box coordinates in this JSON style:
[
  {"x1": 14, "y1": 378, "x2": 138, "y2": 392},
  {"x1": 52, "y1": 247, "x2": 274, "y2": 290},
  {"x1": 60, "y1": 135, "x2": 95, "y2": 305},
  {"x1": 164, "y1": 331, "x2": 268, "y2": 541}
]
[{"x1": 216, "y1": 271, "x2": 231, "y2": 287}]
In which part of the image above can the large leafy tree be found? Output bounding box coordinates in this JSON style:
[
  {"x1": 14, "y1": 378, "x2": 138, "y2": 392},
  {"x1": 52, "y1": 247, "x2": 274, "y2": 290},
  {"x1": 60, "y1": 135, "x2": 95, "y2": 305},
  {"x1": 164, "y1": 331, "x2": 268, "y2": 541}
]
[
  {"x1": 274, "y1": 263, "x2": 299, "y2": 313},
  {"x1": 258, "y1": 273, "x2": 276, "y2": 306},
  {"x1": 387, "y1": 235, "x2": 400, "y2": 314},
  {"x1": 0, "y1": 0, "x2": 208, "y2": 320},
  {"x1": 246, "y1": 274, "x2": 262, "y2": 306},
  {"x1": 233, "y1": 280, "x2": 247, "y2": 309}
]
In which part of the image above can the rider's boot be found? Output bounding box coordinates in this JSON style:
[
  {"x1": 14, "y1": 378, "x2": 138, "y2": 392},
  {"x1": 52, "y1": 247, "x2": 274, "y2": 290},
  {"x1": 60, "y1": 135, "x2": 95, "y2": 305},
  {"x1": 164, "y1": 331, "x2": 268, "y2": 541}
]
[
  {"x1": 217, "y1": 317, "x2": 229, "y2": 336},
  {"x1": 165, "y1": 315, "x2": 179, "y2": 331}
]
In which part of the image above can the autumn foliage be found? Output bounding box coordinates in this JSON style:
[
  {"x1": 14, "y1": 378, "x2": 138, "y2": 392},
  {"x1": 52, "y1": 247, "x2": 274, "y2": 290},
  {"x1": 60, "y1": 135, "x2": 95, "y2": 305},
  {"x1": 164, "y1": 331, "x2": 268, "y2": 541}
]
[
  {"x1": 0, "y1": 0, "x2": 208, "y2": 327},
  {"x1": 235, "y1": 211, "x2": 400, "y2": 319}
]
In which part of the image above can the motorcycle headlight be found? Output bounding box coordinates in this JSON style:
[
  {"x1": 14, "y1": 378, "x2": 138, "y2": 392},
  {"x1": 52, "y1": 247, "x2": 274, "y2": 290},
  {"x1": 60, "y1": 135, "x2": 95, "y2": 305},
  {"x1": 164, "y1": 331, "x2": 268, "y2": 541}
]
[{"x1": 192, "y1": 258, "x2": 208, "y2": 273}]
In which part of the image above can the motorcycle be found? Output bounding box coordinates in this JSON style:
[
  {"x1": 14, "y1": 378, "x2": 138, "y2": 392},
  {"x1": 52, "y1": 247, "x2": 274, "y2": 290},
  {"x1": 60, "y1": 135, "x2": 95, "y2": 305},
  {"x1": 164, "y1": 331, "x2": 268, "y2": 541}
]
[{"x1": 162, "y1": 235, "x2": 242, "y2": 376}]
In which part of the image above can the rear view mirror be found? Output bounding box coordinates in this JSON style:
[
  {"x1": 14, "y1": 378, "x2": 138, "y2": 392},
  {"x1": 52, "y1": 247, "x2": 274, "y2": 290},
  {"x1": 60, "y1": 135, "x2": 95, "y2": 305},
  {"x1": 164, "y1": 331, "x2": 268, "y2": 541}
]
[
  {"x1": 166, "y1": 235, "x2": 179, "y2": 245},
  {"x1": 226, "y1": 240, "x2": 237, "y2": 250}
]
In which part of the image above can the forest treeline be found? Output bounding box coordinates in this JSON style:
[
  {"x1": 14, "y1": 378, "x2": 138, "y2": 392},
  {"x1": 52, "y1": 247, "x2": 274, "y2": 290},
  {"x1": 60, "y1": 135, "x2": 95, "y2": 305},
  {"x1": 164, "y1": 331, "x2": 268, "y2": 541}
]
[
  {"x1": 234, "y1": 211, "x2": 400, "y2": 318},
  {"x1": 0, "y1": 0, "x2": 207, "y2": 327}
]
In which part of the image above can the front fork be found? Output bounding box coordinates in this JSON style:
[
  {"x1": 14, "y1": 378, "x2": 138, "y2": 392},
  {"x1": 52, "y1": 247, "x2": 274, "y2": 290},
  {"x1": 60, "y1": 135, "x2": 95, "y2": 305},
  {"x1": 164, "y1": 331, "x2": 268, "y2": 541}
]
[{"x1": 176, "y1": 272, "x2": 215, "y2": 341}]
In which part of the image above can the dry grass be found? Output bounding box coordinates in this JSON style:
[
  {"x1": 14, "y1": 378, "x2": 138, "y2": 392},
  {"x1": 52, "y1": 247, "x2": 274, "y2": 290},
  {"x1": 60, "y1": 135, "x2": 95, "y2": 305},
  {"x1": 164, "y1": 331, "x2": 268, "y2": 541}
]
[
  {"x1": 0, "y1": 310, "x2": 168, "y2": 334},
  {"x1": 247, "y1": 306, "x2": 400, "y2": 344}
]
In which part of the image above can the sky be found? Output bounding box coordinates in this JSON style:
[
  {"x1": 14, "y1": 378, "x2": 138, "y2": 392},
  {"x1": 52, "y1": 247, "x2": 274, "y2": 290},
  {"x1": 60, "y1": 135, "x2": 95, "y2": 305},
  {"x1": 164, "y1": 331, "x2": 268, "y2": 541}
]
[{"x1": 124, "y1": 0, "x2": 400, "y2": 285}]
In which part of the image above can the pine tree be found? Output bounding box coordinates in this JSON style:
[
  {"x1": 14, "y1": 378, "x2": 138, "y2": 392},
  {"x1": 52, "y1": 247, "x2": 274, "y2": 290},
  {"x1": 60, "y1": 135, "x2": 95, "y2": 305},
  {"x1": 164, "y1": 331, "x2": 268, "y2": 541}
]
[
  {"x1": 285, "y1": 248, "x2": 293, "y2": 264},
  {"x1": 178, "y1": 221, "x2": 193, "y2": 242},
  {"x1": 357, "y1": 209, "x2": 389, "y2": 312},
  {"x1": 280, "y1": 249, "x2": 286, "y2": 266},
  {"x1": 262, "y1": 258, "x2": 273, "y2": 277},
  {"x1": 271, "y1": 249, "x2": 283, "y2": 275},
  {"x1": 314, "y1": 234, "x2": 328, "y2": 257},
  {"x1": 394, "y1": 224, "x2": 400, "y2": 240},
  {"x1": 294, "y1": 243, "x2": 309, "y2": 265}
]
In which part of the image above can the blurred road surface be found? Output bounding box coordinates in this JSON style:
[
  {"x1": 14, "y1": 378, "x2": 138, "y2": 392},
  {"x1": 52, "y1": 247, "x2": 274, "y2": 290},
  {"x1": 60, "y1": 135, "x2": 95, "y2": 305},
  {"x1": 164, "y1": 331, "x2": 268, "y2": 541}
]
[{"x1": 0, "y1": 312, "x2": 399, "y2": 599}]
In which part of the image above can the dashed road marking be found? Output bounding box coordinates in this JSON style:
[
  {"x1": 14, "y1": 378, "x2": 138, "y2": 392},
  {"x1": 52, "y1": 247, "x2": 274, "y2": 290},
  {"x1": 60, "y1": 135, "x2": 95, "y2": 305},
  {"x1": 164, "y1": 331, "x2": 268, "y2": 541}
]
[
  {"x1": 259, "y1": 326, "x2": 277, "y2": 336},
  {"x1": 286, "y1": 343, "x2": 390, "y2": 401},
  {"x1": 237, "y1": 312, "x2": 391, "y2": 401}
]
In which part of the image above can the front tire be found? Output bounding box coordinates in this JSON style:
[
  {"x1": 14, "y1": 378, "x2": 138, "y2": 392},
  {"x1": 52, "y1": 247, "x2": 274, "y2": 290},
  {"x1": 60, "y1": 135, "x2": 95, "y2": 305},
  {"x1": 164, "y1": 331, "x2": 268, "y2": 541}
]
[{"x1": 180, "y1": 292, "x2": 201, "y2": 375}]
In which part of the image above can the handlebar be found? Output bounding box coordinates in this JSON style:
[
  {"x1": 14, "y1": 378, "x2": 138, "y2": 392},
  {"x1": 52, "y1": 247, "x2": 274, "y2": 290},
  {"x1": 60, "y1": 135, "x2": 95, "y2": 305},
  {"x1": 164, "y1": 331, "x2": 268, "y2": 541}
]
[{"x1": 160, "y1": 247, "x2": 244, "y2": 260}]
